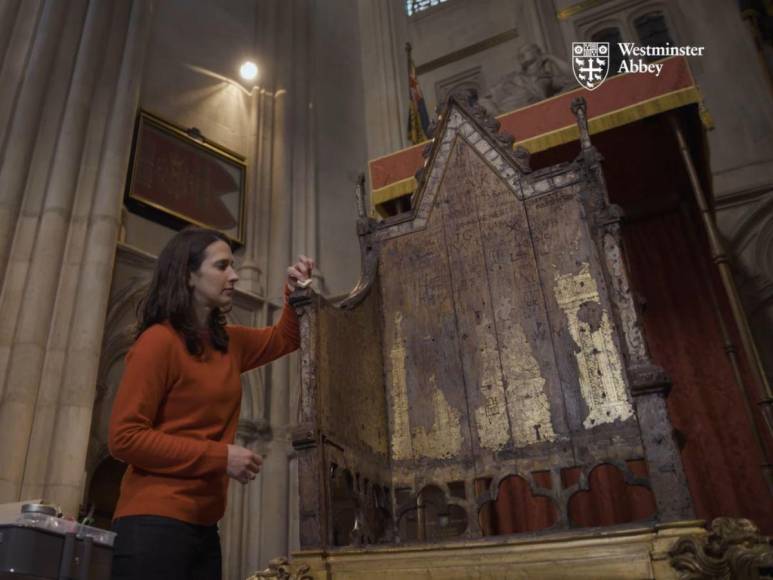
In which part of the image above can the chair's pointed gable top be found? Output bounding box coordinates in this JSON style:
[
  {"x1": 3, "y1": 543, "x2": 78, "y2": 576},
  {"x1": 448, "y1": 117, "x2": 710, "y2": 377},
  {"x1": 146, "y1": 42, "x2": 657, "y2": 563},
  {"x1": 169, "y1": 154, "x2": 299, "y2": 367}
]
[{"x1": 373, "y1": 91, "x2": 532, "y2": 241}]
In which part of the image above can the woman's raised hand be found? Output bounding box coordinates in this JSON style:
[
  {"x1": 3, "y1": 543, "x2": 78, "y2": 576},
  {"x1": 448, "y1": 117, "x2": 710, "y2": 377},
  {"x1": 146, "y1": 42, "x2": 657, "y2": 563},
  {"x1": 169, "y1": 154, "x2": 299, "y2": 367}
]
[{"x1": 287, "y1": 255, "x2": 315, "y2": 290}]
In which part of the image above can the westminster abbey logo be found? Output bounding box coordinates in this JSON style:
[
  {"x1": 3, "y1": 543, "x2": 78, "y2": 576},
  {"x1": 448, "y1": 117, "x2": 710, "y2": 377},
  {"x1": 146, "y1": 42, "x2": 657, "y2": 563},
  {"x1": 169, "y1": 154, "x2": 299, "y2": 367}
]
[
  {"x1": 572, "y1": 42, "x2": 610, "y2": 91},
  {"x1": 572, "y1": 42, "x2": 706, "y2": 90}
]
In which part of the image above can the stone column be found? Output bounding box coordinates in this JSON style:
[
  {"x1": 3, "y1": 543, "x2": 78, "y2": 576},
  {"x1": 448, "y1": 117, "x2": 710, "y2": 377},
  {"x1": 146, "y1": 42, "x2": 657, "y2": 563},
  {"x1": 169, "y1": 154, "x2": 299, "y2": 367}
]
[
  {"x1": 258, "y1": 0, "x2": 293, "y2": 557},
  {"x1": 0, "y1": 0, "x2": 72, "y2": 277},
  {"x1": 253, "y1": 1, "x2": 279, "y2": 303},
  {"x1": 259, "y1": 330, "x2": 292, "y2": 565},
  {"x1": 250, "y1": 87, "x2": 277, "y2": 298},
  {"x1": 357, "y1": 0, "x2": 409, "y2": 161},
  {"x1": 220, "y1": 300, "x2": 270, "y2": 579},
  {"x1": 236, "y1": 87, "x2": 266, "y2": 296},
  {"x1": 19, "y1": 0, "x2": 132, "y2": 501},
  {"x1": 0, "y1": 0, "x2": 23, "y2": 81},
  {"x1": 36, "y1": 0, "x2": 155, "y2": 514},
  {"x1": 0, "y1": 0, "x2": 44, "y2": 162},
  {"x1": 0, "y1": 0, "x2": 91, "y2": 503},
  {"x1": 0, "y1": 0, "x2": 154, "y2": 512},
  {"x1": 236, "y1": 0, "x2": 276, "y2": 298},
  {"x1": 290, "y1": 2, "x2": 316, "y2": 274},
  {"x1": 255, "y1": 0, "x2": 317, "y2": 567},
  {"x1": 221, "y1": 421, "x2": 266, "y2": 580}
]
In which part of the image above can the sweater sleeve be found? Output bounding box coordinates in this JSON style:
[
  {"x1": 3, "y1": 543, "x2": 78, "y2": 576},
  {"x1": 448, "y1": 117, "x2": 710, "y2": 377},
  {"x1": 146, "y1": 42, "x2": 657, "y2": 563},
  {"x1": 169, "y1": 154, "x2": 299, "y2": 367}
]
[
  {"x1": 230, "y1": 290, "x2": 300, "y2": 372},
  {"x1": 108, "y1": 326, "x2": 228, "y2": 477}
]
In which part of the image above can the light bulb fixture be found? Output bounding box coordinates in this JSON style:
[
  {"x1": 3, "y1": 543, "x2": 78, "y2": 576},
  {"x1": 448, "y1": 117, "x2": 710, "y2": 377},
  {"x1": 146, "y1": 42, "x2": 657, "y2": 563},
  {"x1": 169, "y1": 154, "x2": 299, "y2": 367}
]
[{"x1": 239, "y1": 61, "x2": 258, "y2": 81}]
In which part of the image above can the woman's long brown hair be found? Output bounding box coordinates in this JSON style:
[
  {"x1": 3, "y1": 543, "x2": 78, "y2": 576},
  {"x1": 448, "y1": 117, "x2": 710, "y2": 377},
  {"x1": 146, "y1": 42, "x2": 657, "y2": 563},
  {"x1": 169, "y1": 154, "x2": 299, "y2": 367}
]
[{"x1": 136, "y1": 227, "x2": 231, "y2": 355}]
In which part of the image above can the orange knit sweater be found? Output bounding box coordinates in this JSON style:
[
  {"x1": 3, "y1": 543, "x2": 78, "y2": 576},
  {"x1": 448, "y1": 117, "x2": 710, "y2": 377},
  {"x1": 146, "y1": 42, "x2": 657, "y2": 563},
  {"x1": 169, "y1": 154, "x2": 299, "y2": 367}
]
[{"x1": 108, "y1": 302, "x2": 299, "y2": 525}]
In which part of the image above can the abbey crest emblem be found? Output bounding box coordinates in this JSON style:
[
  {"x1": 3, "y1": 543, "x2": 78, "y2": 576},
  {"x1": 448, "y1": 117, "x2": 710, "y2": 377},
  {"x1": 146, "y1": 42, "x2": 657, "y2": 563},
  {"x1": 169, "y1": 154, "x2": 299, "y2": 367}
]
[{"x1": 572, "y1": 42, "x2": 610, "y2": 90}]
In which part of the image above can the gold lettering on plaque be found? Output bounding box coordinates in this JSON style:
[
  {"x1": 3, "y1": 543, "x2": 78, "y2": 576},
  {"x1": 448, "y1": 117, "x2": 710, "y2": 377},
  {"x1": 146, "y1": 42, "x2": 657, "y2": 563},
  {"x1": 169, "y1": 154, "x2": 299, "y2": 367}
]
[
  {"x1": 554, "y1": 264, "x2": 633, "y2": 428},
  {"x1": 412, "y1": 375, "x2": 463, "y2": 458},
  {"x1": 389, "y1": 312, "x2": 412, "y2": 461}
]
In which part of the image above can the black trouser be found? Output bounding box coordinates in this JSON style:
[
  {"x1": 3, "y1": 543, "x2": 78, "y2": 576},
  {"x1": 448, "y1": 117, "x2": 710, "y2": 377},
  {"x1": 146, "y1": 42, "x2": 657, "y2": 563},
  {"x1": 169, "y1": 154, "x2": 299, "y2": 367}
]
[{"x1": 111, "y1": 515, "x2": 222, "y2": 580}]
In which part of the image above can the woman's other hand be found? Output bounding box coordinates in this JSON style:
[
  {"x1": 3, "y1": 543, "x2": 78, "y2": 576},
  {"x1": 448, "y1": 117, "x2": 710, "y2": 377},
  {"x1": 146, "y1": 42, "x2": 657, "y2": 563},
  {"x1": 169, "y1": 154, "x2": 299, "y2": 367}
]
[{"x1": 226, "y1": 444, "x2": 262, "y2": 484}]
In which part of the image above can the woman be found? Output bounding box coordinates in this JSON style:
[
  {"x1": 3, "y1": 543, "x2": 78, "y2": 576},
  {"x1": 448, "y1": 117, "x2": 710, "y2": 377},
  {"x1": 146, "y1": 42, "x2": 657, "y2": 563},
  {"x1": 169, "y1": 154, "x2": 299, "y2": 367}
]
[{"x1": 108, "y1": 227, "x2": 313, "y2": 580}]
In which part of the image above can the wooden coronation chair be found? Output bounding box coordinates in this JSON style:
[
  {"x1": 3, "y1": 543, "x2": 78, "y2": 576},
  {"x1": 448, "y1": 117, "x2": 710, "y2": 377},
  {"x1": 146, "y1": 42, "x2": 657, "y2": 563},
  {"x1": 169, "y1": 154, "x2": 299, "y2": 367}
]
[{"x1": 288, "y1": 94, "x2": 693, "y2": 557}]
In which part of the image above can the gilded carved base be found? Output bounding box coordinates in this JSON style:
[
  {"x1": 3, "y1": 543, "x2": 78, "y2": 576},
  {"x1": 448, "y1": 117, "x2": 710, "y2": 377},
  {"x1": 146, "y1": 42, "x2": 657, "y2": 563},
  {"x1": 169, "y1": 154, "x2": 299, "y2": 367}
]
[
  {"x1": 257, "y1": 521, "x2": 707, "y2": 580},
  {"x1": 669, "y1": 518, "x2": 773, "y2": 580},
  {"x1": 246, "y1": 557, "x2": 312, "y2": 580}
]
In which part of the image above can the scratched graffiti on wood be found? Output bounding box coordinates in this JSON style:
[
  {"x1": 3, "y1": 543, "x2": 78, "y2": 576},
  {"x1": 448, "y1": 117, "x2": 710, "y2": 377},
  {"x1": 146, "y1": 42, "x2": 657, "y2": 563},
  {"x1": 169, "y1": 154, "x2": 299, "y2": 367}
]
[
  {"x1": 380, "y1": 137, "x2": 578, "y2": 461},
  {"x1": 381, "y1": 207, "x2": 472, "y2": 465}
]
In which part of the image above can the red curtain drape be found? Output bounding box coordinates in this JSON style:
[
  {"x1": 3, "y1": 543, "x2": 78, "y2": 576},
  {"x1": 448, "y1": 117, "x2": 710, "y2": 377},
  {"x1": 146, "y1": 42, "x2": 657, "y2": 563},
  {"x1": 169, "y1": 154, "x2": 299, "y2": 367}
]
[{"x1": 622, "y1": 208, "x2": 773, "y2": 532}]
